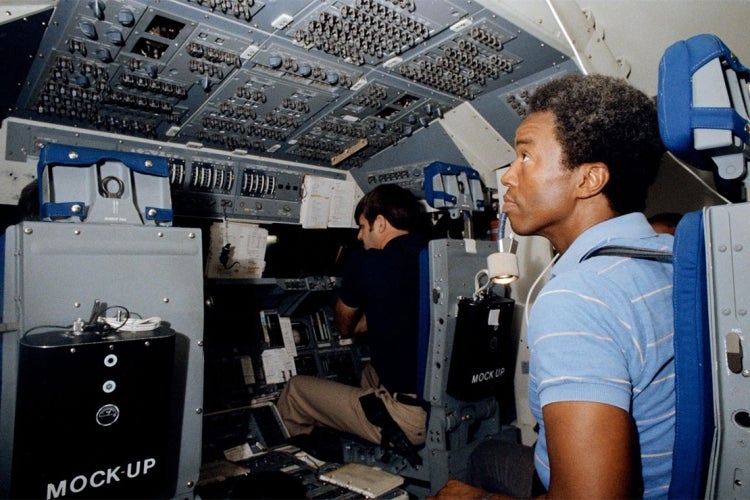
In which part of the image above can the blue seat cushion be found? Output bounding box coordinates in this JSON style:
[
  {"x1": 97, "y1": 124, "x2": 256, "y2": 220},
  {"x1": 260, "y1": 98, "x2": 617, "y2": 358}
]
[
  {"x1": 416, "y1": 247, "x2": 430, "y2": 401},
  {"x1": 669, "y1": 210, "x2": 715, "y2": 499}
]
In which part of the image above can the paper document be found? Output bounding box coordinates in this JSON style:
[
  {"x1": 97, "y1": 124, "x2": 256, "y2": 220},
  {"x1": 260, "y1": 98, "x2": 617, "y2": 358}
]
[
  {"x1": 261, "y1": 348, "x2": 296, "y2": 384},
  {"x1": 318, "y1": 463, "x2": 404, "y2": 498},
  {"x1": 205, "y1": 221, "x2": 268, "y2": 278},
  {"x1": 299, "y1": 175, "x2": 357, "y2": 228}
]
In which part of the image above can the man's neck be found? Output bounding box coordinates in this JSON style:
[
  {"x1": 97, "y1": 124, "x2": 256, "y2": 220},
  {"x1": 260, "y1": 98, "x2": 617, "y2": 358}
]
[
  {"x1": 547, "y1": 201, "x2": 617, "y2": 255},
  {"x1": 377, "y1": 228, "x2": 409, "y2": 249}
]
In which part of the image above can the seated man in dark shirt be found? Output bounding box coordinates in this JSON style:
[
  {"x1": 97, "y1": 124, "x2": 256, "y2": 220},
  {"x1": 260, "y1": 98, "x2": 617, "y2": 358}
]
[{"x1": 277, "y1": 183, "x2": 428, "y2": 449}]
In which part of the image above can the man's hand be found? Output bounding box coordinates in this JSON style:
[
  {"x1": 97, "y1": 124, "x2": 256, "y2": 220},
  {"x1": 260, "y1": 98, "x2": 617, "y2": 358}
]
[
  {"x1": 334, "y1": 298, "x2": 366, "y2": 336},
  {"x1": 430, "y1": 479, "x2": 491, "y2": 499}
]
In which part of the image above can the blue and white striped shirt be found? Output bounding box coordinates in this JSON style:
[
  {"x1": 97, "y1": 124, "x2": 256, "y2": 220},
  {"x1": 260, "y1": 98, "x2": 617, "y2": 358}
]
[{"x1": 528, "y1": 213, "x2": 675, "y2": 498}]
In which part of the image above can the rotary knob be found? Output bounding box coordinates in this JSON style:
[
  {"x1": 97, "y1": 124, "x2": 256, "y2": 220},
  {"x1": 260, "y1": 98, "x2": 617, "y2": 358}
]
[{"x1": 117, "y1": 8, "x2": 135, "y2": 26}]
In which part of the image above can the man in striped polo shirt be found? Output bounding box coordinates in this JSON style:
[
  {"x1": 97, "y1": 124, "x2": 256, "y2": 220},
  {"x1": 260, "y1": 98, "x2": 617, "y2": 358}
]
[{"x1": 435, "y1": 74, "x2": 674, "y2": 499}]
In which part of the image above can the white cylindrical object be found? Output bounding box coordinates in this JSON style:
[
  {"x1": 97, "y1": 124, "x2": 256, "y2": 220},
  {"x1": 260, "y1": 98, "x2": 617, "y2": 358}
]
[{"x1": 487, "y1": 251, "x2": 519, "y2": 284}]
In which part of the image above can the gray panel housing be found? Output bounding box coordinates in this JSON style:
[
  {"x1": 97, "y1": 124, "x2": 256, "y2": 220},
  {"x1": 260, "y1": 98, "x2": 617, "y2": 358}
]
[{"x1": 704, "y1": 203, "x2": 750, "y2": 499}]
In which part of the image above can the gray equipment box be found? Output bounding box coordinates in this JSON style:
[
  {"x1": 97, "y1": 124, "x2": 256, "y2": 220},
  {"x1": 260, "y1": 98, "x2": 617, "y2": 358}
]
[{"x1": 0, "y1": 221, "x2": 204, "y2": 499}]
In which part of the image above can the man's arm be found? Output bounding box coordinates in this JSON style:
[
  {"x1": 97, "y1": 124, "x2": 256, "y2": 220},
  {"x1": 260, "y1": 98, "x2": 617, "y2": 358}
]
[
  {"x1": 543, "y1": 400, "x2": 637, "y2": 498},
  {"x1": 431, "y1": 401, "x2": 636, "y2": 499},
  {"x1": 334, "y1": 298, "x2": 367, "y2": 336}
]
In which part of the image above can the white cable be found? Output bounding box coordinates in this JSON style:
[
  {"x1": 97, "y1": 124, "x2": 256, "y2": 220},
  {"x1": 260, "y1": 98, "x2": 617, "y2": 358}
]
[
  {"x1": 524, "y1": 253, "x2": 560, "y2": 327},
  {"x1": 102, "y1": 316, "x2": 162, "y2": 332},
  {"x1": 667, "y1": 152, "x2": 733, "y2": 204},
  {"x1": 474, "y1": 269, "x2": 491, "y2": 300},
  {"x1": 545, "y1": 0, "x2": 589, "y2": 75}
]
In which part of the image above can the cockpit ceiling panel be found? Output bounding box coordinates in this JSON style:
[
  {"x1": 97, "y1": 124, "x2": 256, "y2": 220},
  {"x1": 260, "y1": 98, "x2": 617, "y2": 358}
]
[{"x1": 9, "y1": 0, "x2": 568, "y2": 170}]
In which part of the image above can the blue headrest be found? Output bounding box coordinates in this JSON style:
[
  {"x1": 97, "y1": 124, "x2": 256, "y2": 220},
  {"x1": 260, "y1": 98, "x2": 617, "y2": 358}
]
[
  {"x1": 36, "y1": 143, "x2": 173, "y2": 224},
  {"x1": 423, "y1": 161, "x2": 485, "y2": 214},
  {"x1": 657, "y1": 33, "x2": 750, "y2": 171}
]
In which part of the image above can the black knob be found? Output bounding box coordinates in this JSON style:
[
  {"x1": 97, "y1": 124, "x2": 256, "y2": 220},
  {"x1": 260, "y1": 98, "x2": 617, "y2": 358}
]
[{"x1": 117, "y1": 8, "x2": 135, "y2": 27}]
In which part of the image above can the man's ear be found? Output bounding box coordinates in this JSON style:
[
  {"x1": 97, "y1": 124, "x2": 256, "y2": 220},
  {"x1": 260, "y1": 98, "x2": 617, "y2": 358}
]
[
  {"x1": 577, "y1": 162, "x2": 610, "y2": 199},
  {"x1": 374, "y1": 214, "x2": 388, "y2": 233}
]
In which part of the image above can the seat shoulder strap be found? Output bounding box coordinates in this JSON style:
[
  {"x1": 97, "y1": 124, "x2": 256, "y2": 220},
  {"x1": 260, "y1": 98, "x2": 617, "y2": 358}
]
[{"x1": 585, "y1": 245, "x2": 673, "y2": 262}]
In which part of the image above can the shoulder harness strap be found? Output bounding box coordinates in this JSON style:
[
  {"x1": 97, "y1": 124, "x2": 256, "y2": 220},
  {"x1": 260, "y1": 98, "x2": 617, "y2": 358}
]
[{"x1": 585, "y1": 245, "x2": 673, "y2": 262}]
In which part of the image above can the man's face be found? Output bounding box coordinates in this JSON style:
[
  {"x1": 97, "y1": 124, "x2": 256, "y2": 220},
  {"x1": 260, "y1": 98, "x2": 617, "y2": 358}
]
[
  {"x1": 357, "y1": 214, "x2": 379, "y2": 250},
  {"x1": 501, "y1": 111, "x2": 578, "y2": 240}
]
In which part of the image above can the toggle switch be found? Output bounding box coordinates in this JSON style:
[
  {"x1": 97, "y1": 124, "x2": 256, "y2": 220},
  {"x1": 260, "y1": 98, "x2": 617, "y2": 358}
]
[
  {"x1": 143, "y1": 62, "x2": 158, "y2": 79},
  {"x1": 200, "y1": 75, "x2": 212, "y2": 92},
  {"x1": 88, "y1": 0, "x2": 105, "y2": 20}
]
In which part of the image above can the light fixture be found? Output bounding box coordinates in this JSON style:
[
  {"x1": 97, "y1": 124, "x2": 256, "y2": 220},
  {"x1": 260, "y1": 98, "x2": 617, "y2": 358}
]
[
  {"x1": 488, "y1": 212, "x2": 519, "y2": 284},
  {"x1": 473, "y1": 214, "x2": 520, "y2": 298},
  {"x1": 488, "y1": 234, "x2": 519, "y2": 284}
]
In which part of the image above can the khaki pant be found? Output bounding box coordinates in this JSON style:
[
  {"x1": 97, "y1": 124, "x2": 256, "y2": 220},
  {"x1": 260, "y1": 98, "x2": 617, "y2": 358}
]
[{"x1": 276, "y1": 364, "x2": 426, "y2": 446}]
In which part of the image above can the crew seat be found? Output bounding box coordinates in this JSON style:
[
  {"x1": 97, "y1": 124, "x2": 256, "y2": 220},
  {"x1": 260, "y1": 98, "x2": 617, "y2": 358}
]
[
  {"x1": 658, "y1": 33, "x2": 750, "y2": 498},
  {"x1": 341, "y1": 164, "x2": 517, "y2": 498},
  {"x1": 0, "y1": 144, "x2": 204, "y2": 499}
]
